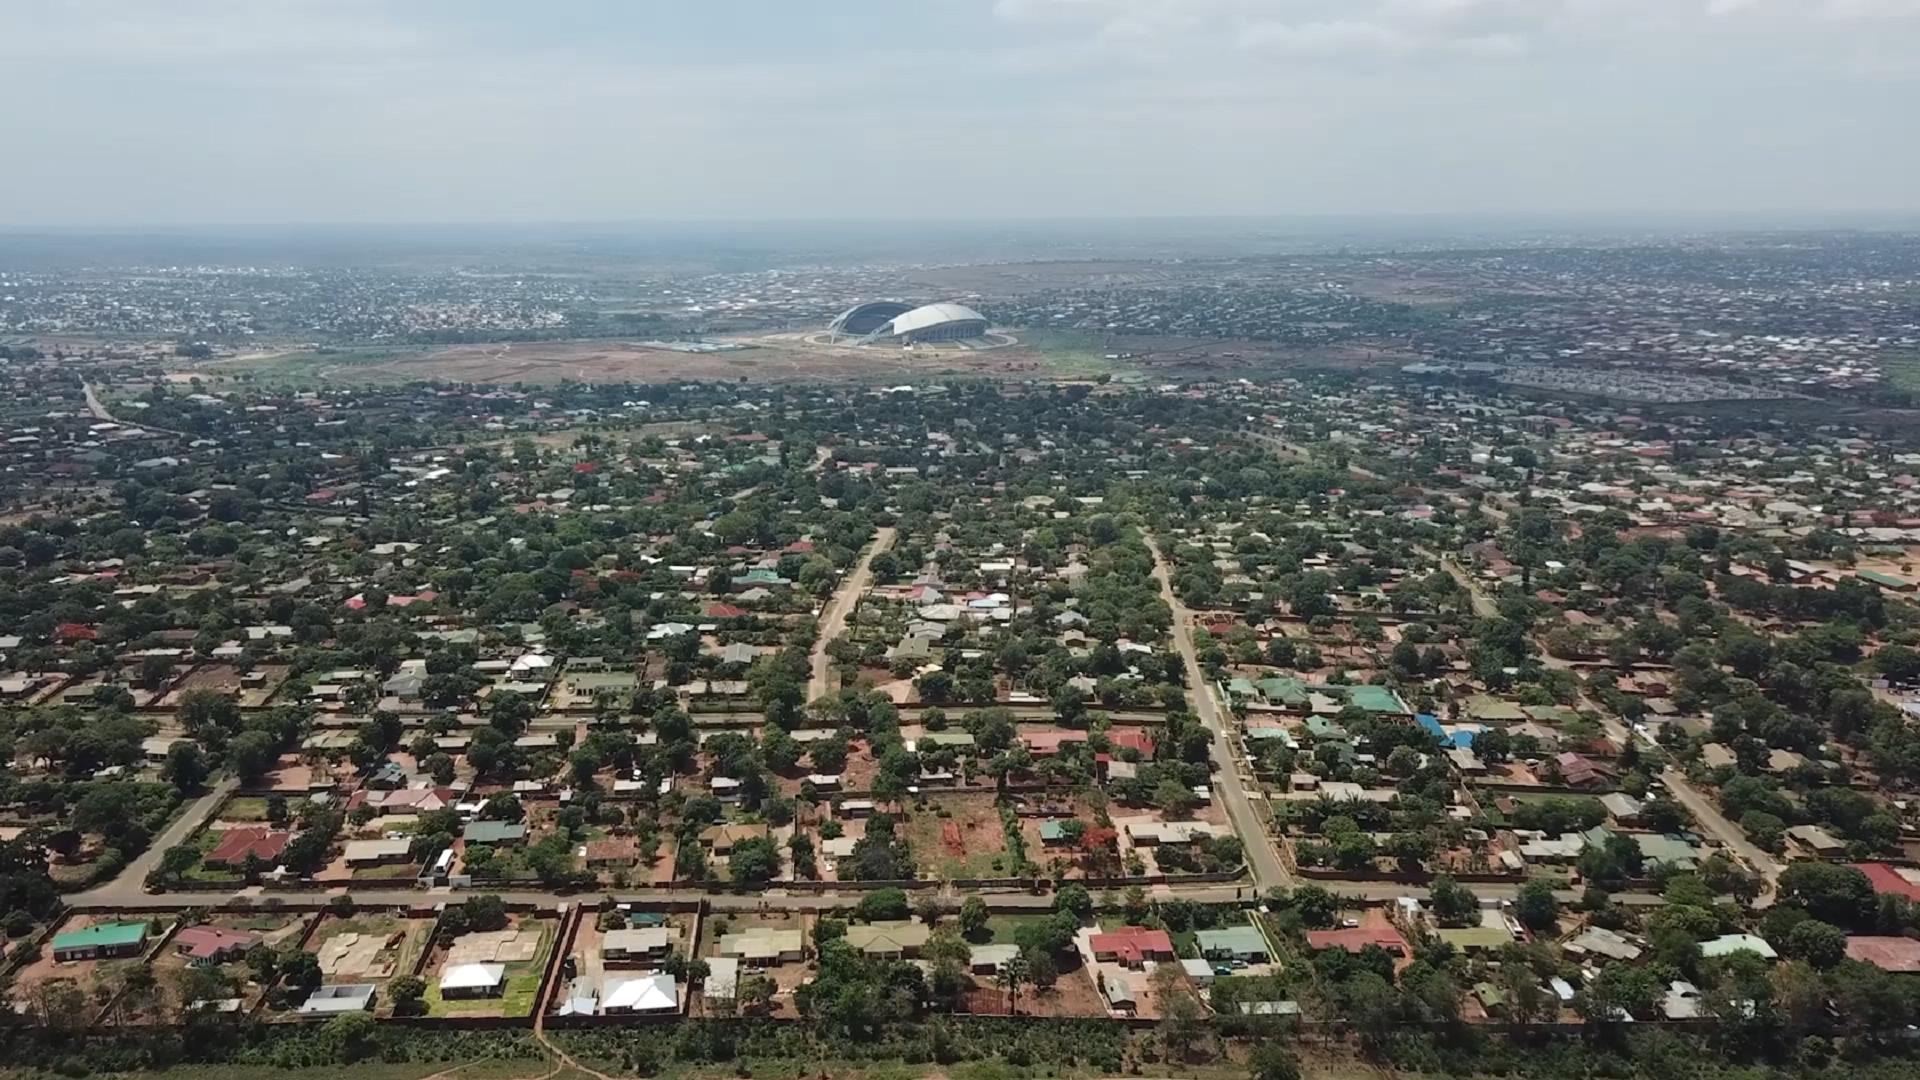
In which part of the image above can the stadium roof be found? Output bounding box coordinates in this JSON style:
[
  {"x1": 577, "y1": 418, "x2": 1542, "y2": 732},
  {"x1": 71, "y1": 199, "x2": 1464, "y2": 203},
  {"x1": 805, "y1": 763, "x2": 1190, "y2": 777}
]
[
  {"x1": 829, "y1": 301, "x2": 913, "y2": 336},
  {"x1": 880, "y1": 302, "x2": 987, "y2": 337}
]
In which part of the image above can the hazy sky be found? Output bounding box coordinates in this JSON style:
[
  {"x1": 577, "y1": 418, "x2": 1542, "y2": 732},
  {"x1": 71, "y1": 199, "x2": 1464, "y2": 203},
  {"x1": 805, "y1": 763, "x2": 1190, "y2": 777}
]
[{"x1": 4, "y1": 0, "x2": 1919, "y2": 225}]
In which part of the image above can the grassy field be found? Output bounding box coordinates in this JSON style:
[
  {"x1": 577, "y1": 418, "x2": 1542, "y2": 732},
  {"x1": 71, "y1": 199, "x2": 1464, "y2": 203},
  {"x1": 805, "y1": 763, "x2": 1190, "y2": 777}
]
[
  {"x1": 184, "y1": 346, "x2": 429, "y2": 387},
  {"x1": 981, "y1": 913, "x2": 1057, "y2": 945},
  {"x1": 1887, "y1": 351, "x2": 1920, "y2": 395},
  {"x1": 1018, "y1": 330, "x2": 1133, "y2": 380},
  {"x1": 220, "y1": 796, "x2": 271, "y2": 821},
  {"x1": 903, "y1": 796, "x2": 1013, "y2": 879}
]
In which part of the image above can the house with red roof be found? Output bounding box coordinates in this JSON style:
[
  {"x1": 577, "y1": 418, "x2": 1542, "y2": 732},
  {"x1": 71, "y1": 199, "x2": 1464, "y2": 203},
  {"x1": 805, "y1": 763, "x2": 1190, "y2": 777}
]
[
  {"x1": 173, "y1": 925, "x2": 261, "y2": 966},
  {"x1": 1855, "y1": 863, "x2": 1920, "y2": 903},
  {"x1": 1305, "y1": 925, "x2": 1409, "y2": 956},
  {"x1": 204, "y1": 827, "x2": 293, "y2": 869},
  {"x1": 705, "y1": 603, "x2": 747, "y2": 619},
  {"x1": 1022, "y1": 731, "x2": 1088, "y2": 757},
  {"x1": 1106, "y1": 729, "x2": 1156, "y2": 758},
  {"x1": 1846, "y1": 936, "x2": 1920, "y2": 973},
  {"x1": 54, "y1": 623, "x2": 98, "y2": 643},
  {"x1": 1089, "y1": 926, "x2": 1175, "y2": 968},
  {"x1": 1554, "y1": 751, "x2": 1616, "y2": 789}
]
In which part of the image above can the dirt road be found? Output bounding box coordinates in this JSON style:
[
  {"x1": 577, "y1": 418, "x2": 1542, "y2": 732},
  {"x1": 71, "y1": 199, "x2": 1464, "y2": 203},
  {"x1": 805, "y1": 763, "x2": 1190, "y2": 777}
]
[
  {"x1": 808, "y1": 526, "x2": 896, "y2": 702},
  {"x1": 1147, "y1": 536, "x2": 1291, "y2": 892}
]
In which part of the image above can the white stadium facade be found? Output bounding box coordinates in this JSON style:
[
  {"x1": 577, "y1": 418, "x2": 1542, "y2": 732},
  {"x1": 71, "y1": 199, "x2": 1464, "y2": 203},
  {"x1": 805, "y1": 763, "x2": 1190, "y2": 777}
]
[{"x1": 827, "y1": 300, "x2": 991, "y2": 344}]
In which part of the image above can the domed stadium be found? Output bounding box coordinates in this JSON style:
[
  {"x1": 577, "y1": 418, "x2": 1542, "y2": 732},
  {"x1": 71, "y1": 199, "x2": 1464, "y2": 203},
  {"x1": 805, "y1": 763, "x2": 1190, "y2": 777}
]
[
  {"x1": 826, "y1": 301, "x2": 914, "y2": 339},
  {"x1": 827, "y1": 300, "x2": 991, "y2": 344}
]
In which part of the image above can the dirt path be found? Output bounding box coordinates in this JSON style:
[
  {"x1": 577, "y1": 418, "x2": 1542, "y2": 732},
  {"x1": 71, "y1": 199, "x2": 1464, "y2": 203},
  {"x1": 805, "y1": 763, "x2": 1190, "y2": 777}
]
[{"x1": 809, "y1": 526, "x2": 896, "y2": 702}]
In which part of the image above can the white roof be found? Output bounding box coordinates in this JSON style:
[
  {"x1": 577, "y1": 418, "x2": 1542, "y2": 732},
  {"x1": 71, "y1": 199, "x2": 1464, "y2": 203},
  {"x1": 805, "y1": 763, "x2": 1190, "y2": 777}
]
[
  {"x1": 298, "y1": 983, "x2": 376, "y2": 1013},
  {"x1": 603, "y1": 974, "x2": 677, "y2": 1012},
  {"x1": 881, "y1": 302, "x2": 988, "y2": 337},
  {"x1": 439, "y1": 962, "x2": 506, "y2": 991},
  {"x1": 1701, "y1": 933, "x2": 1777, "y2": 960},
  {"x1": 704, "y1": 957, "x2": 741, "y2": 1000}
]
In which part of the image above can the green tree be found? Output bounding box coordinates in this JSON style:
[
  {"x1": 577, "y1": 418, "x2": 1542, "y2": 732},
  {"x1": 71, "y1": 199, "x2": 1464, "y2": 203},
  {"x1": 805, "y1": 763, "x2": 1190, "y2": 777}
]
[
  {"x1": 959, "y1": 894, "x2": 990, "y2": 937},
  {"x1": 1514, "y1": 879, "x2": 1559, "y2": 932},
  {"x1": 1428, "y1": 874, "x2": 1478, "y2": 926},
  {"x1": 162, "y1": 742, "x2": 210, "y2": 792},
  {"x1": 388, "y1": 974, "x2": 426, "y2": 1015}
]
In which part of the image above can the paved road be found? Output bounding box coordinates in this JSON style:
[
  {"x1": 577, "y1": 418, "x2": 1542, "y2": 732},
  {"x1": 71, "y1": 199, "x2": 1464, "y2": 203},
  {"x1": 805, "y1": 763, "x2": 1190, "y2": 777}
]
[
  {"x1": 82, "y1": 381, "x2": 192, "y2": 439},
  {"x1": 67, "y1": 874, "x2": 1571, "y2": 915},
  {"x1": 82, "y1": 381, "x2": 113, "y2": 422},
  {"x1": 1146, "y1": 536, "x2": 1292, "y2": 892},
  {"x1": 808, "y1": 526, "x2": 896, "y2": 702},
  {"x1": 79, "y1": 776, "x2": 239, "y2": 905}
]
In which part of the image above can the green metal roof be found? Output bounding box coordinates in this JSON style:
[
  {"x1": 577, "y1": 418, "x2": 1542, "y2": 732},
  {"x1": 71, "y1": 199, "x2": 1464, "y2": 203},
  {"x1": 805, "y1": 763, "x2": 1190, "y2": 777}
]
[
  {"x1": 1256, "y1": 677, "x2": 1310, "y2": 706},
  {"x1": 1341, "y1": 684, "x2": 1407, "y2": 715},
  {"x1": 1195, "y1": 924, "x2": 1271, "y2": 958},
  {"x1": 462, "y1": 820, "x2": 528, "y2": 843},
  {"x1": 53, "y1": 921, "x2": 148, "y2": 952}
]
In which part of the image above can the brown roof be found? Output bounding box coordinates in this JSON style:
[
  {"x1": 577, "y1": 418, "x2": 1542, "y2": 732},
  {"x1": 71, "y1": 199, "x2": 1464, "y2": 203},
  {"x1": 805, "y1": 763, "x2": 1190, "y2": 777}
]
[
  {"x1": 205, "y1": 827, "x2": 293, "y2": 866},
  {"x1": 1306, "y1": 926, "x2": 1409, "y2": 955},
  {"x1": 174, "y1": 925, "x2": 259, "y2": 960},
  {"x1": 584, "y1": 837, "x2": 639, "y2": 862},
  {"x1": 1846, "y1": 936, "x2": 1920, "y2": 973}
]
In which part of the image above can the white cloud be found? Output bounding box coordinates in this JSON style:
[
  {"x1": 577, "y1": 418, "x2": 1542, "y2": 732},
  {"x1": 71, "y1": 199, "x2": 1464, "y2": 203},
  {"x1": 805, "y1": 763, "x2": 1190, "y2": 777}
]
[{"x1": 1237, "y1": 19, "x2": 1413, "y2": 55}]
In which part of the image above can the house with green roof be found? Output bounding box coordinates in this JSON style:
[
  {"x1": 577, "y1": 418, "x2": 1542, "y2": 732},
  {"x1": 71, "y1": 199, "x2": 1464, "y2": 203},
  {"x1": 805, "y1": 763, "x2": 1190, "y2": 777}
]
[
  {"x1": 1339, "y1": 684, "x2": 1409, "y2": 716},
  {"x1": 1302, "y1": 716, "x2": 1349, "y2": 743},
  {"x1": 1256, "y1": 677, "x2": 1311, "y2": 708},
  {"x1": 1857, "y1": 570, "x2": 1916, "y2": 592},
  {"x1": 1196, "y1": 924, "x2": 1272, "y2": 963},
  {"x1": 52, "y1": 920, "x2": 150, "y2": 961},
  {"x1": 462, "y1": 820, "x2": 529, "y2": 845}
]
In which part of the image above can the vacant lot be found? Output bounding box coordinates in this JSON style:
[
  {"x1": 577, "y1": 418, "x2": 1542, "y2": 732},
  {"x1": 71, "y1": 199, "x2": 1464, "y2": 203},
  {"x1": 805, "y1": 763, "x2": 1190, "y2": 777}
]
[
  {"x1": 310, "y1": 911, "x2": 433, "y2": 986},
  {"x1": 904, "y1": 794, "x2": 1012, "y2": 879},
  {"x1": 186, "y1": 334, "x2": 1088, "y2": 387}
]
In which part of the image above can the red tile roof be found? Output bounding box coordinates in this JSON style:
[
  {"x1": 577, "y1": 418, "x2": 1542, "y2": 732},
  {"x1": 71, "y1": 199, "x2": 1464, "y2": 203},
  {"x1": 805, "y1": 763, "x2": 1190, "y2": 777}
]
[
  {"x1": 205, "y1": 827, "x2": 293, "y2": 866},
  {"x1": 1089, "y1": 927, "x2": 1174, "y2": 965},
  {"x1": 1856, "y1": 863, "x2": 1920, "y2": 902}
]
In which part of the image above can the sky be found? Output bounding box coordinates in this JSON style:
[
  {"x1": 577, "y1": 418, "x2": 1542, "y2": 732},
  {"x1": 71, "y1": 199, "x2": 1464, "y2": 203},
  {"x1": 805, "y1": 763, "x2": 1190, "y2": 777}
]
[{"x1": 3, "y1": 0, "x2": 1919, "y2": 226}]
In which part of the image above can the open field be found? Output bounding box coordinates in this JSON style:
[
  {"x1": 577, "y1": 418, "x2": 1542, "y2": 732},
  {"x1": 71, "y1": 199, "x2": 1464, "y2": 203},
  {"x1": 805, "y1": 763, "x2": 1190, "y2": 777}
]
[
  {"x1": 310, "y1": 911, "x2": 433, "y2": 986},
  {"x1": 1887, "y1": 350, "x2": 1920, "y2": 395},
  {"x1": 166, "y1": 329, "x2": 1418, "y2": 387},
  {"x1": 905, "y1": 794, "x2": 1012, "y2": 879}
]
